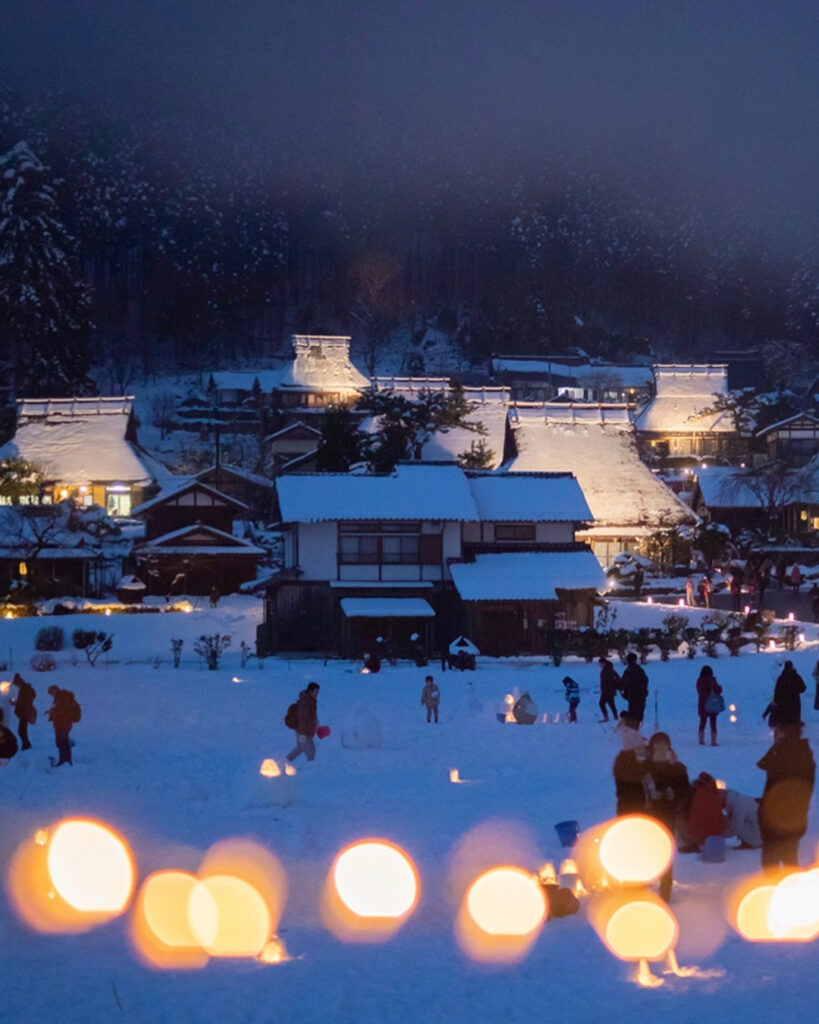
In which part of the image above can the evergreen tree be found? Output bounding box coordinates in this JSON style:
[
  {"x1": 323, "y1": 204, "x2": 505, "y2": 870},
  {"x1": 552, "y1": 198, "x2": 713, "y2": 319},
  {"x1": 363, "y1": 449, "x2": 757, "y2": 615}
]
[
  {"x1": 316, "y1": 404, "x2": 364, "y2": 472},
  {"x1": 0, "y1": 142, "x2": 93, "y2": 396}
]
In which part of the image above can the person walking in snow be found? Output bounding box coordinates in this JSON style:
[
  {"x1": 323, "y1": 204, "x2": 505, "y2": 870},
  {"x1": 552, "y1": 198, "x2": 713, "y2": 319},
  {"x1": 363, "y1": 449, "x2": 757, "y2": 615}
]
[
  {"x1": 766, "y1": 660, "x2": 806, "y2": 727},
  {"x1": 685, "y1": 575, "x2": 695, "y2": 606},
  {"x1": 562, "y1": 676, "x2": 580, "y2": 723},
  {"x1": 46, "y1": 685, "x2": 80, "y2": 767},
  {"x1": 620, "y1": 652, "x2": 649, "y2": 724},
  {"x1": 632, "y1": 565, "x2": 644, "y2": 601},
  {"x1": 791, "y1": 564, "x2": 802, "y2": 594},
  {"x1": 698, "y1": 574, "x2": 711, "y2": 608},
  {"x1": 10, "y1": 672, "x2": 36, "y2": 750},
  {"x1": 810, "y1": 584, "x2": 819, "y2": 624},
  {"x1": 696, "y1": 664, "x2": 723, "y2": 746},
  {"x1": 757, "y1": 722, "x2": 815, "y2": 870},
  {"x1": 420, "y1": 674, "x2": 440, "y2": 723},
  {"x1": 286, "y1": 682, "x2": 320, "y2": 764},
  {"x1": 598, "y1": 657, "x2": 619, "y2": 722}
]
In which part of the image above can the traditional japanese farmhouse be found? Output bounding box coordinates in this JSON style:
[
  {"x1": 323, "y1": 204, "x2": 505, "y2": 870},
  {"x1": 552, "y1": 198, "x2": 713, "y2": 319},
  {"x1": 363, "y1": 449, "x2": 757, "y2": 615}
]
[
  {"x1": 756, "y1": 413, "x2": 819, "y2": 467},
  {"x1": 507, "y1": 403, "x2": 696, "y2": 564},
  {"x1": 0, "y1": 397, "x2": 156, "y2": 515},
  {"x1": 259, "y1": 463, "x2": 605, "y2": 658},
  {"x1": 130, "y1": 477, "x2": 264, "y2": 594},
  {"x1": 634, "y1": 364, "x2": 739, "y2": 459},
  {"x1": 274, "y1": 335, "x2": 370, "y2": 418}
]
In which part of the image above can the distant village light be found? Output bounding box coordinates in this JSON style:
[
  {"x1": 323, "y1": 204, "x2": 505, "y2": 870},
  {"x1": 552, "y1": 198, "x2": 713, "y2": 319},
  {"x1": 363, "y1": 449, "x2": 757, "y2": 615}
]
[
  {"x1": 18, "y1": 562, "x2": 27, "y2": 576},
  {"x1": 788, "y1": 612, "x2": 795, "y2": 621}
]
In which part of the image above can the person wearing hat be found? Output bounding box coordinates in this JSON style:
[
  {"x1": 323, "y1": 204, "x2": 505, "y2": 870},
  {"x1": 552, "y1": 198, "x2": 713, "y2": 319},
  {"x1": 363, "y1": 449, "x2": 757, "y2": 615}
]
[
  {"x1": 10, "y1": 672, "x2": 36, "y2": 750},
  {"x1": 598, "y1": 658, "x2": 619, "y2": 722},
  {"x1": 613, "y1": 713, "x2": 649, "y2": 816},
  {"x1": 620, "y1": 652, "x2": 649, "y2": 725},
  {"x1": 757, "y1": 721, "x2": 815, "y2": 870}
]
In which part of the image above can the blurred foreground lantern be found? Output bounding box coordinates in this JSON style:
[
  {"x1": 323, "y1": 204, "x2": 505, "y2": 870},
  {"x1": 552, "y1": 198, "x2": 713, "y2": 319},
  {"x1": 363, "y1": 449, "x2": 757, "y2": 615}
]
[
  {"x1": 7, "y1": 818, "x2": 135, "y2": 934},
  {"x1": 323, "y1": 839, "x2": 419, "y2": 943},
  {"x1": 575, "y1": 815, "x2": 674, "y2": 891},
  {"x1": 588, "y1": 890, "x2": 678, "y2": 985},
  {"x1": 728, "y1": 877, "x2": 779, "y2": 942},
  {"x1": 456, "y1": 865, "x2": 547, "y2": 964},
  {"x1": 767, "y1": 869, "x2": 819, "y2": 941},
  {"x1": 130, "y1": 870, "x2": 209, "y2": 969}
]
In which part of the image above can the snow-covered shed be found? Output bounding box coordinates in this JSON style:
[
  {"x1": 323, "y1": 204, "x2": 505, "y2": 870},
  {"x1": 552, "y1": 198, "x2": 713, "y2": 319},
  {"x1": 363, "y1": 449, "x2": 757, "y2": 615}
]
[
  {"x1": 133, "y1": 522, "x2": 265, "y2": 596},
  {"x1": 508, "y1": 403, "x2": 696, "y2": 564},
  {"x1": 0, "y1": 397, "x2": 155, "y2": 515},
  {"x1": 634, "y1": 365, "x2": 738, "y2": 458}
]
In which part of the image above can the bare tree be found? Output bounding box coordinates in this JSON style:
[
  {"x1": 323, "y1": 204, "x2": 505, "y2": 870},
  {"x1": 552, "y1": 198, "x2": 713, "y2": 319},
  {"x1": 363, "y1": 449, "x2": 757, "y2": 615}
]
[{"x1": 721, "y1": 460, "x2": 813, "y2": 536}]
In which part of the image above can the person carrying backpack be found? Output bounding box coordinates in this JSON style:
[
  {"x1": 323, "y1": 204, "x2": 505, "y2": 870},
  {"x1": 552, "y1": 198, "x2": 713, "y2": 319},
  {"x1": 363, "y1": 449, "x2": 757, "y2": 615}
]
[
  {"x1": 0, "y1": 708, "x2": 19, "y2": 761},
  {"x1": 11, "y1": 672, "x2": 36, "y2": 750},
  {"x1": 696, "y1": 665, "x2": 724, "y2": 746},
  {"x1": 598, "y1": 658, "x2": 619, "y2": 722},
  {"x1": 286, "y1": 682, "x2": 321, "y2": 764},
  {"x1": 46, "y1": 685, "x2": 81, "y2": 768}
]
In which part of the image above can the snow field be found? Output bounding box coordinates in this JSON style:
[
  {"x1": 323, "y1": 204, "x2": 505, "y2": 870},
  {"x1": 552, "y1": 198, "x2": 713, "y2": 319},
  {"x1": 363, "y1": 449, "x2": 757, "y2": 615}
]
[{"x1": 2, "y1": 598, "x2": 819, "y2": 1023}]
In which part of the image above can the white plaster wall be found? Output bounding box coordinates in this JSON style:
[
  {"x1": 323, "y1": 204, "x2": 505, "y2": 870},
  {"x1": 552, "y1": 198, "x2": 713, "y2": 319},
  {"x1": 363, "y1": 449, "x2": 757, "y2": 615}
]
[
  {"x1": 295, "y1": 522, "x2": 338, "y2": 579},
  {"x1": 536, "y1": 522, "x2": 575, "y2": 543}
]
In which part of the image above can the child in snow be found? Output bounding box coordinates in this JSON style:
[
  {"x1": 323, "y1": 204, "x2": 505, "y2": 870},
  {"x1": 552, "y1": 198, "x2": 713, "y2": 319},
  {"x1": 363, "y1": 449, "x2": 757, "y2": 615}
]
[
  {"x1": 562, "y1": 676, "x2": 580, "y2": 723},
  {"x1": 420, "y1": 675, "x2": 440, "y2": 723}
]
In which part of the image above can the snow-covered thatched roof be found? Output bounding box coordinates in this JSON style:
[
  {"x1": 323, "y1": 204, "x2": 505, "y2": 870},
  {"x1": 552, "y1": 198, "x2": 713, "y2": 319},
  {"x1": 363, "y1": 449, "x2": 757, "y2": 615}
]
[
  {"x1": 450, "y1": 550, "x2": 606, "y2": 601},
  {"x1": 16, "y1": 396, "x2": 134, "y2": 423},
  {"x1": 508, "y1": 404, "x2": 695, "y2": 529},
  {"x1": 0, "y1": 408, "x2": 153, "y2": 485},
  {"x1": 635, "y1": 364, "x2": 734, "y2": 434},
  {"x1": 420, "y1": 397, "x2": 511, "y2": 469},
  {"x1": 278, "y1": 336, "x2": 370, "y2": 392}
]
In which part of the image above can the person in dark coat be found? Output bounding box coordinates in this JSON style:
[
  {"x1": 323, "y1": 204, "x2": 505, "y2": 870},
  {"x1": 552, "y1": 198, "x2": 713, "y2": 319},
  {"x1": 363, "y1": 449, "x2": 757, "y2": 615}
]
[
  {"x1": 364, "y1": 639, "x2": 382, "y2": 675},
  {"x1": 0, "y1": 708, "x2": 19, "y2": 760},
  {"x1": 811, "y1": 583, "x2": 819, "y2": 624},
  {"x1": 644, "y1": 732, "x2": 690, "y2": 902},
  {"x1": 420, "y1": 674, "x2": 440, "y2": 723},
  {"x1": 632, "y1": 565, "x2": 644, "y2": 601},
  {"x1": 767, "y1": 660, "x2": 806, "y2": 727},
  {"x1": 620, "y1": 652, "x2": 649, "y2": 724},
  {"x1": 598, "y1": 658, "x2": 619, "y2": 722},
  {"x1": 757, "y1": 722, "x2": 815, "y2": 870},
  {"x1": 696, "y1": 664, "x2": 723, "y2": 746},
  {"x1": 11, "y1": 672, "x2": 36, "y2": 750},
  {"x1": 613, "y1": 714, "x2": 649, "y2": 816},
  {"x1": 286, "y1": 682, "x2": 320, "y2": 763},
  {"x1": 46, "y1": 685, "x2": 80, "y2": 767},
  {"x1": 562, "y1": 676, "x2": 580, "y2": 723}
]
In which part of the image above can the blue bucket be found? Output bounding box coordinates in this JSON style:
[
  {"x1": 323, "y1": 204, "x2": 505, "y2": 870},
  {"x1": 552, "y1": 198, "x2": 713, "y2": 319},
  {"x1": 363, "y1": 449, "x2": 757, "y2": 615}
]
[
  {"x1": 555, "y1": 820, "x2": 580, "y2": 848},
  {"x1": 701, "y1": 834, "x2": 726, "y2": 863}
]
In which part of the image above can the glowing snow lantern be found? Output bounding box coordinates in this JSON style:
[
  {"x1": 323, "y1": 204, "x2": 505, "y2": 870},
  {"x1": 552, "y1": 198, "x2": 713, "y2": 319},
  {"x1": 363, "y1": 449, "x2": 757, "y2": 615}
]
[
  {"x1": 729, "y1": 704, "x2": 736, "y2": 712},
  {"x1": 678, "y1": 599, "x2": 685, "y2": 607},
  {"x1": 768, "y1": 639, "x2": 776, "y2": 650},
  {"x1": 788, "y1": 612, "x2": 795, "y2": 622},
  {"x1": 465, "y1": 867, "x2": 547, "y2": 936},
  {"x1": 47, "y1": 819, "x2": 135, "y2": 914},
  {"x1": 4, "y1": 611, "x2": 12, "y2": 619},
  {"x1": 730, "y1": 714, "x2": 737, "y2": 723},
  {"x1": 729, "y1": 880, "x2": 778, "y2": 941},
  {"x1": 324, "y1": 839, "x2": 419, "y2": 943},
  {"x1": 130, "y1": 870, "x2": 209, "y2": 969},
  {"x1": 189, "y1": 875, "x2": 271, "y2": 957},
  {"x1": 537, "y1": 861, "x2": 557, "y2": 885},
  {"x1": 247, "y1": 758, "x2": 296, "y2": 808},
  {"x1": 767, "y1": 869, "x2": 819, "y2": 941},
  {"x1": 105, "y1": 608, "x2": 112, "y2": 617},
  {"x1": 646, "y1": 596, "x2": 653, "y2": 605},
  {"x1": 0, "y1": 681, "x2": 10, "y2": 695},
  {"x1": 744, "y1": 605, "x2": 751, "y2": 615},
  {"x1": 258, "y1": 936, "x2": 289, "y2": 963},
  {"x1": 450, "y1": 768, "x2": 462, "y2": 784},
  {"x1": 589, "y1": 891, "x2": 679, "y2": 985},
  {"x1": 260, "y1": 758, "x2": 282, "y2": 778},
  {"x1": 598, "y1": 816, "x2": 674, "y2": 886}
]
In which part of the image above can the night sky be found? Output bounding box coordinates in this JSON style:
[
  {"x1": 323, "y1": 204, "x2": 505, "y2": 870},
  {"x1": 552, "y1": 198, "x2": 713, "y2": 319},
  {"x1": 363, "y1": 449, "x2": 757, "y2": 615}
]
[{"x1": 2, "y1": 1, "x2": 817, "y2": 240}]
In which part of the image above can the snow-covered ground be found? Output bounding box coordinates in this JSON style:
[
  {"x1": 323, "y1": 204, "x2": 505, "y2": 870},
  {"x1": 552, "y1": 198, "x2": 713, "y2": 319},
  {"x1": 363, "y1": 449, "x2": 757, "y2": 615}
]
[{"x1": 2, "y1": 597, "x2": 819, "y2": 1023}]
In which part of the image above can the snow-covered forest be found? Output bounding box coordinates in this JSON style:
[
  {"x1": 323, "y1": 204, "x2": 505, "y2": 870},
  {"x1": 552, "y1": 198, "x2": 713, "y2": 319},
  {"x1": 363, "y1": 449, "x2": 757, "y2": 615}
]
[{"x1": 0, "y1": 89, "x2": 817, "y2": 405}]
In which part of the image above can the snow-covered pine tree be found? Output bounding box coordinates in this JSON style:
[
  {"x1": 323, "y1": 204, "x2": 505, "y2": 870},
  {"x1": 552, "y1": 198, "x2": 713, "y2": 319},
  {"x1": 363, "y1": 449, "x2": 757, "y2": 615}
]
[{"x1": 0, "y1": 142, "x2": 93, "y2": 397}]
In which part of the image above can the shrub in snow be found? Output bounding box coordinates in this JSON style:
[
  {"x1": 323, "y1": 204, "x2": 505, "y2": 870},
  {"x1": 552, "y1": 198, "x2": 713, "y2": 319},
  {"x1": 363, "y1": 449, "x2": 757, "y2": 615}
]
[
  {"x1": 194, "y1": 634, "x2": 231, "y2": 670},
  {"x1": 779, "y1": 624, "x2": 800, "y2": 651},
  {"x1": 72, "y1": 629, "x2": 96, "y2": 650},
  {"x1": 30, "y1": 652, "x2": 56, "y2": 671},
  {"x1": 340, "y1": 704, "x2": 383, "y2": 749},
  {"x1": 35, "y1": 626, "x2": 63, "y2": 651},
  {"x1": 85, "y1": 633, "x2": 113, "y2": 666}
]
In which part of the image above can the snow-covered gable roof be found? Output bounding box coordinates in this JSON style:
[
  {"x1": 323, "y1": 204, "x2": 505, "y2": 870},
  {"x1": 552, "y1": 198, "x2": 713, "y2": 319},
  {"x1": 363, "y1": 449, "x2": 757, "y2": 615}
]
[
  {"x1": 755, "y1": 412, "x2": 819, "y2": 438},
  {"x1": 340, "y1": 597, "x2": 435, "y2": 618},
  {"x1": 694, "y1": 468, "x2": 765, "y2": 510},
  {"x1": 450, "y1": 550, "x2": 606, "y2": 601},
  {"x1": 467, "y1": 472, "x2": 592, "y2": 522},
  {"x1": 278, "y1": 336, "x2": 370, "y2": 392},
  {"x1": 265, "y1": 421, "x2": 322, "y2": 442},
  {"x1": 635, "y1": 364, "x2": 734, "y2": 434},
  {"x1": 420, "y1": 400, "x2": 511, "y2": 470},
  {"x1": 0, "y1": 415, "x2": 153, "y2": 485},
  {"x1": 135, "y1": 522, "x2": 265, "y2": 555},
  {"x1": 130, "y1": 479, "x2": 248, "y2": 517},
  {"x1": 210, "y1": 370, "x2": 284, "y2": 393},
  {"x1": 509, "y1": 405, "x2": 694, "y2": 528},
  {"x1": 195, "y1": 464, "x2": 276, "y2": 490},
  {"x1": 277, "y1": 464, "x2": 479, "y2": 522}
]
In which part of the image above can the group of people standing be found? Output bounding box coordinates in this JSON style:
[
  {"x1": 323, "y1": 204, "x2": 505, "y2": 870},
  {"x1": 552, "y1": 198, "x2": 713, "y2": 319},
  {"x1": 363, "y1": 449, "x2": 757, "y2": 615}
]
[{"x1": 0, "y1": 673, "x2": 81, "y2": 768}]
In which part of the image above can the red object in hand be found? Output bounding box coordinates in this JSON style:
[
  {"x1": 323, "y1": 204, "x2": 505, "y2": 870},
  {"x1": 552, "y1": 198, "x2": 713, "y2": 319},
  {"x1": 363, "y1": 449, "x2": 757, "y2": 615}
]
[{"x1": 317, "y1": 725, "x2": 331, "y2": 740}]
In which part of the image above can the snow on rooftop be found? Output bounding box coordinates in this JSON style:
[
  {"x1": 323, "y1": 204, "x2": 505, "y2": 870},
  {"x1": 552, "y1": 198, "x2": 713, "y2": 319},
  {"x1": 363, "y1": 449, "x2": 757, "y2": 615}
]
[
  {"x1": 16, "y1": 396, "x2": 134, "y2": 422},
  {"x1": 340, "y1": 597, "x2": 435, "y2": 618},
  {"x1": 420, "y1": 401, "x2": 511, "y2": 469},
  {"x1": 0, "y1": 416, "x2": 153, "y2": 484},
  {"x1": 492, "y1": 358, "x2": 653, "y2": 388},
  {"x1": 509, "y1": 406, "x2": 694, "y2": 528},
  {"x1": 635, "y1": 364, "x2": 734, "y2": 433},
  {"x1": 467, "y1": 472, "x2": 592, "y2": 522},
  {"x1": 279, "y1": 335, "x2": 370, "y2": 392},
  {"x1": 694, "y1": 468, "x2": 765, "y2": 509},
  {"x1": 450, "y1": 550, "x2": 606, "y2": 601},
  {"x1": 277, "y1": 464, "x2": 479, "y2": 522}
]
